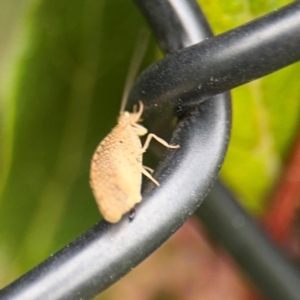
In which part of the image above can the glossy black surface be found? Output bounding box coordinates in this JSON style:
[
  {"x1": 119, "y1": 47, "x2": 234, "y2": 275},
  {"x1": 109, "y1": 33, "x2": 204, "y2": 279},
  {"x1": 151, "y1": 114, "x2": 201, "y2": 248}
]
[
  {"x1": 0, "y1": 0, "x2": 231, "y2": 299},
  {"x1": 200, "y1": 182, "x2": 300, "y2": 300},
  {"x1": 2, "y1": 0, "x2": 300, "y2": 299},
  {"x1": 130, "y1": 2, "x2": 300, "y2": 108}
]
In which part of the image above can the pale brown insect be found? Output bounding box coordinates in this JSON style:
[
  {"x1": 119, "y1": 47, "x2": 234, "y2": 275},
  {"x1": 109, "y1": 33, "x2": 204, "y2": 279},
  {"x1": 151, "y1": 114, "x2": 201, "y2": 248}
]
[{"x1": 90, "y1": 101, "x2": 179, "y2": 223}]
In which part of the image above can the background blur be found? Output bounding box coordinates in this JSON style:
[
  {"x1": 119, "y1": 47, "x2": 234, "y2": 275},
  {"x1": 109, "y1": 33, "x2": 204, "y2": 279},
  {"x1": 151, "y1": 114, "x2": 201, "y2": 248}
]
[{"x1": 0, "y1": 0, "x2": 300, "y2": 299}]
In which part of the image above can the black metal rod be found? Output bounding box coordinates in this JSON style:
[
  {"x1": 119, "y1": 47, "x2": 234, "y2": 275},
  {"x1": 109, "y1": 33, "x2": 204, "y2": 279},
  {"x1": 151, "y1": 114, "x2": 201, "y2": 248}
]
[
  {"x1": 141, "y1": 1, "x2": 300, "y2": 299},
  {"x1": 0, "y1": 0, "x2": 231, "y2": 299},
  {"x1": 130, "y1": 1, "x2": 300, "y2": 108},
  {"x1": 198, "y1": 182, "x2": 300, "y2": 300},
  {"x1": 135, "y1": 0, "x2": 212, "y2": 53}
]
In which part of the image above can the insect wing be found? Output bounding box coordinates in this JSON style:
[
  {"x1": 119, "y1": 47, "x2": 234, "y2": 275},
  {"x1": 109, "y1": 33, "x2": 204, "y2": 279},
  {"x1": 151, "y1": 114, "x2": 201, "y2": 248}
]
[{"x1": 90, "y1": 125, "x2": 143, "y2": 223}]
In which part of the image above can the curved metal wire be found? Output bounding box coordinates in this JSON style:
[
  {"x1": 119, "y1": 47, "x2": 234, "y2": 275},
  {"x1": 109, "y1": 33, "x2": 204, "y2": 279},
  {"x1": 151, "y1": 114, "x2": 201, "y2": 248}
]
[
  {"x1": 130, "y1": 1, "x2": 300, "y2": 107},
  {"x1": 0, "y1": 1, "x2": 231, "y2": 299},
  {"x1": 1, "y1": 1, "x2": 300, "y2": 300},
  {"x1": 200, "y1": 182, "x2": 300, "y2": 300}
]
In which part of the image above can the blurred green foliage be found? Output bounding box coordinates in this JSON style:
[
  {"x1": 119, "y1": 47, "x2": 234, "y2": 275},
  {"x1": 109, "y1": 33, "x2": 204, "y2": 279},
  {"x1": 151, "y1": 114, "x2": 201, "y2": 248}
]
[
  {"x1": 0, "y1": 0, "x2": 157, "y2": 285},
  {"x1": 0, "y1": 0, "x2": 299, "y2": 296},
  {"x1": 203, "y1": 0, "x2": 300, "y2": 213}
]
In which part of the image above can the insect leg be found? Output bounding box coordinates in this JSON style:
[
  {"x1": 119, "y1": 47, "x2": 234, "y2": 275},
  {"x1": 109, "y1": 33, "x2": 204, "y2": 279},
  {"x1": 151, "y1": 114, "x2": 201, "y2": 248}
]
[
  {"x1": 128, "y1": 208, "x2": 136, "y2": 221},
  {"x1": 143, "y1": 166, "x2": 154, "y2": 173},
  {"x1": 142, "y1": 167, "x2": 160, "y2": 186},
  {"x1": 142, "y1": 133, "x2": 180, "y2": 153}
]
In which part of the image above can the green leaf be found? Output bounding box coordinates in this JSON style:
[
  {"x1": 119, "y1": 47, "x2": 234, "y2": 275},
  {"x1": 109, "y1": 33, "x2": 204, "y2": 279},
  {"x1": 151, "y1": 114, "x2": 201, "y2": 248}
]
[
  {"x1": 199, "y1": 0, "x2": 300, "y2": 213},
  {"x1": 221, "y1": 65, "x2": 300, "y2": 213},
  {"x1": 0, "y1": 0, "x2": 299, "y2": 293}
]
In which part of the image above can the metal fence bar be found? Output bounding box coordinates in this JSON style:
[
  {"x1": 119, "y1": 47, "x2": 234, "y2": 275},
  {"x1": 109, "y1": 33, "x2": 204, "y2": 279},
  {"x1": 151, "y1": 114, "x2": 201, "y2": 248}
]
[
  {"x1": 1, "y1": 0, "x2": 300, "y2": 299},
  {"x1": 0, "y1": 0, "x2": 231, "y2": 299},
  {"x1": 130, "y1": 1, "x2": 300, "y2": 108}
]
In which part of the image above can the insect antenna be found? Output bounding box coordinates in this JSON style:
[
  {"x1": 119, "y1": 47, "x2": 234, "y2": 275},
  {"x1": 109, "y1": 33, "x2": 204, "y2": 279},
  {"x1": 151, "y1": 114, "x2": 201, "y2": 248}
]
[{"x1": 120, "y1": 28, "x2": 150, "y2": 113}]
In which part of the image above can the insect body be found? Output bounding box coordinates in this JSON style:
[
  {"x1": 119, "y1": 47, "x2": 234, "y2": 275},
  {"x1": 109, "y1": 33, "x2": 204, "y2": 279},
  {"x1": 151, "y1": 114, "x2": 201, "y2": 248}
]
[{"x1": 90, "y1": 102, "x2": 179, "y2": 223}]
